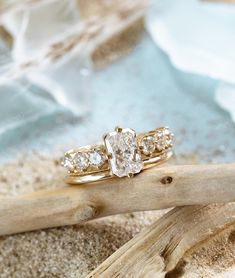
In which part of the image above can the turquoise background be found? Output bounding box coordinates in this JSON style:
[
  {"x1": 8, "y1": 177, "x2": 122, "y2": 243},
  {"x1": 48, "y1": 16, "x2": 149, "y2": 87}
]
[{"x1": 1, "y1": 34, "x2": 234, "y2": 163}]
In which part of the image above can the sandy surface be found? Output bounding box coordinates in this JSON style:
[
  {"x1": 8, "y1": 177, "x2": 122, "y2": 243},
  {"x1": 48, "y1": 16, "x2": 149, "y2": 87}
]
[{"x1": 0, "y1": 154, "x2": 234, "y2": 277}]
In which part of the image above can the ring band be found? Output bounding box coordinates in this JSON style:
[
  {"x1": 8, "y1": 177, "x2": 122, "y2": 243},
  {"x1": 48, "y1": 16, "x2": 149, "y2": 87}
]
[{"x1": 62, "y1": 127, "x2": 174, "y2": 185}]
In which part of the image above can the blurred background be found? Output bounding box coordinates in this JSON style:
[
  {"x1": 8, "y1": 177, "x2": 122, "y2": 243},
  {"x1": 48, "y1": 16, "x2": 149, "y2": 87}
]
[{"x1": 0, "y1": 0, "x2": 235, "y2": 163}]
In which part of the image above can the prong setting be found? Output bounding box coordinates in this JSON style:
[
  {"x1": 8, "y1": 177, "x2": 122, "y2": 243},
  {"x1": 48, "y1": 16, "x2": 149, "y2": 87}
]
[
  {"x1": 104, "y1": 128, "x2": 143, "y2": 177},
  {"x1": 107, "y1": 152, "x2": 113, "y2": 159},
  {"x1": 115, "y1": 126, "x2": 123, "y2": 133},
  {"x1": 127, "y1": 173, "x2": 134, "y2": 178}
]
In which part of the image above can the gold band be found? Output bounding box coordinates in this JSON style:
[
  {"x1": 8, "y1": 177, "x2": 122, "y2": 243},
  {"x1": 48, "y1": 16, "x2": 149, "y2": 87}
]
[
  {"x1": 64, "y1": 150, "x2": 173, "y2": 184},
  {"x1": 62, "y1": 127, "x2": 174, "y2": 185}
]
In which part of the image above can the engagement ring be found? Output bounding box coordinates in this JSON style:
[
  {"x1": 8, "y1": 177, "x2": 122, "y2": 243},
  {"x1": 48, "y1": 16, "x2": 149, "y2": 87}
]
[{"x1": 62, "y1": 127, "x2": 174, "y2": 184}]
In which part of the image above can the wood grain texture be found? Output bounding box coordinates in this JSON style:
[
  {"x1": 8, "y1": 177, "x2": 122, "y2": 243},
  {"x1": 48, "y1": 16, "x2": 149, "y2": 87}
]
[
  {"x1": 0, "y1": 163, "x2": 235, "y2": 236},
  {"x1": 87, "y1": 204, "x2": 235, "y2": 278}
]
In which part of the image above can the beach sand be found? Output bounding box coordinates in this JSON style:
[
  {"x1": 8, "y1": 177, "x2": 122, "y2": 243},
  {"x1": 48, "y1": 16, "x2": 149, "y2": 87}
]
[{"x1": 0, "y1": 154, "x2": 234, "y2": 277}]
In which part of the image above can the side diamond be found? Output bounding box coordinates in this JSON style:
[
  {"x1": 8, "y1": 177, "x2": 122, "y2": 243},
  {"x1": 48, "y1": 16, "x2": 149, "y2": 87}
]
[
  {"x1": 89, "y1": 150, "x2": 106, "y2": 168},
  {"x1": 140, "y1": 136, "x2": 155, "y2": 155},
  {"x1": 155, "y1": 128, "x2": 173, "y2": 151},
  {"x1": 61, "y1": 153, "x2": 76, "y2": 172},
  {"x1": 74, "y1": 152, "x2": 89, "y2": 170}
]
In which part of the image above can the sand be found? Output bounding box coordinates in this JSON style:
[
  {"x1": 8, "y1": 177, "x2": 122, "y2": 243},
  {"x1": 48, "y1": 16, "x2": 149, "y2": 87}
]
[{"x1": 0, "y1": 153, "x2": 234, "y2": 277}]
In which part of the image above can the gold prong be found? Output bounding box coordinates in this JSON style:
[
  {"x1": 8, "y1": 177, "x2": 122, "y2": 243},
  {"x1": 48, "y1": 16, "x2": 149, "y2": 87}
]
[
  {"x1": 107, "y1": 152, "x2": 113, "y2": 159},
  {"x1": 98, "y1": 164, "x2": 103, "y2": 170},
  {"x1": 115, "y1": 126, "x2": 123, "y2": 133},
  {"x1": 139, "y1": 145, "x2": 144, "y2": 151},
  {"x1": 127, "y1": 173, "x2": 134, "y2": 178},
  {"x1": 103, "y1": 133, "x2": 108, "y2": 141}
]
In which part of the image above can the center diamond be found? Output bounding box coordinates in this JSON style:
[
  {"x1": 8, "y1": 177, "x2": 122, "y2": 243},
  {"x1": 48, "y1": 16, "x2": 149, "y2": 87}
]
[{"x1": 104, "y1": 128, "x2": 143, "y2": 177}]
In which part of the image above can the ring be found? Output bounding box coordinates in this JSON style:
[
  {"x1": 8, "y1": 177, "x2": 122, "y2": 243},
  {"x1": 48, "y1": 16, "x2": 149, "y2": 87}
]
[{"x1": 62, "y1": 127, "x2": 174, "y2": 185}]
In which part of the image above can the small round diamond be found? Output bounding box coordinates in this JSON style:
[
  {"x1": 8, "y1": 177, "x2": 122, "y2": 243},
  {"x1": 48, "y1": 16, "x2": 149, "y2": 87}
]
[
  {"x1": 74, "y1": 152, "x2": 89, "y2": 170},
  {"x1": 89, "y1": 150, "x2": 106, "y2": 167},
  {"x1": 141, "y1": 136, "x2": 155, "y2": 155},
  {"x1": 62, "y1": 153, "x2": 75, "y2": 172},
  {"x1": 155, "y1": 129, "x2": 173, "y2": 151}
]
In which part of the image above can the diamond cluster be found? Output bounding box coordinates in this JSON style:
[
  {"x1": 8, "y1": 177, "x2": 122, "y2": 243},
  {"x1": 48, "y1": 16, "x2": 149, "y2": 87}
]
[
  {"x1": 62, "y1": 148, "x2": 107, "y2": 173},
  {"x1": 140, "y1": 128, "x2": 173, "y2": 155}
]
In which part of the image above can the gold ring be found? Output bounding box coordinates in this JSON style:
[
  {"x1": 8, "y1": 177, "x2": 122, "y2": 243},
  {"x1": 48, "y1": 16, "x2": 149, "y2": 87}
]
[{"x1": 62, "y1": 127, "x2": 174, "y2": 185}]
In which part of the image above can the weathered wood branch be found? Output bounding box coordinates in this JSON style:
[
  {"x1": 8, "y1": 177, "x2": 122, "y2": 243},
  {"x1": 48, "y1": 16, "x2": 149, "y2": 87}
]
[
  {"x1": 87, "y1": 204, "x2": 235, "y2": 278},
  {"x1": 0, "y1": 163, "x2": 235, "y2": 236}
]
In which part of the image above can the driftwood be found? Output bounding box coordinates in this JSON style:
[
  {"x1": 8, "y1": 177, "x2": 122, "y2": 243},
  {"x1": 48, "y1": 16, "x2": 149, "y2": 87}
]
[
  {"x1": 87, "y1": 204, "x2": 235, "y2": 278},
  {"x1": 0, "y1": 163, "x2": 235, "y2": 236}
]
